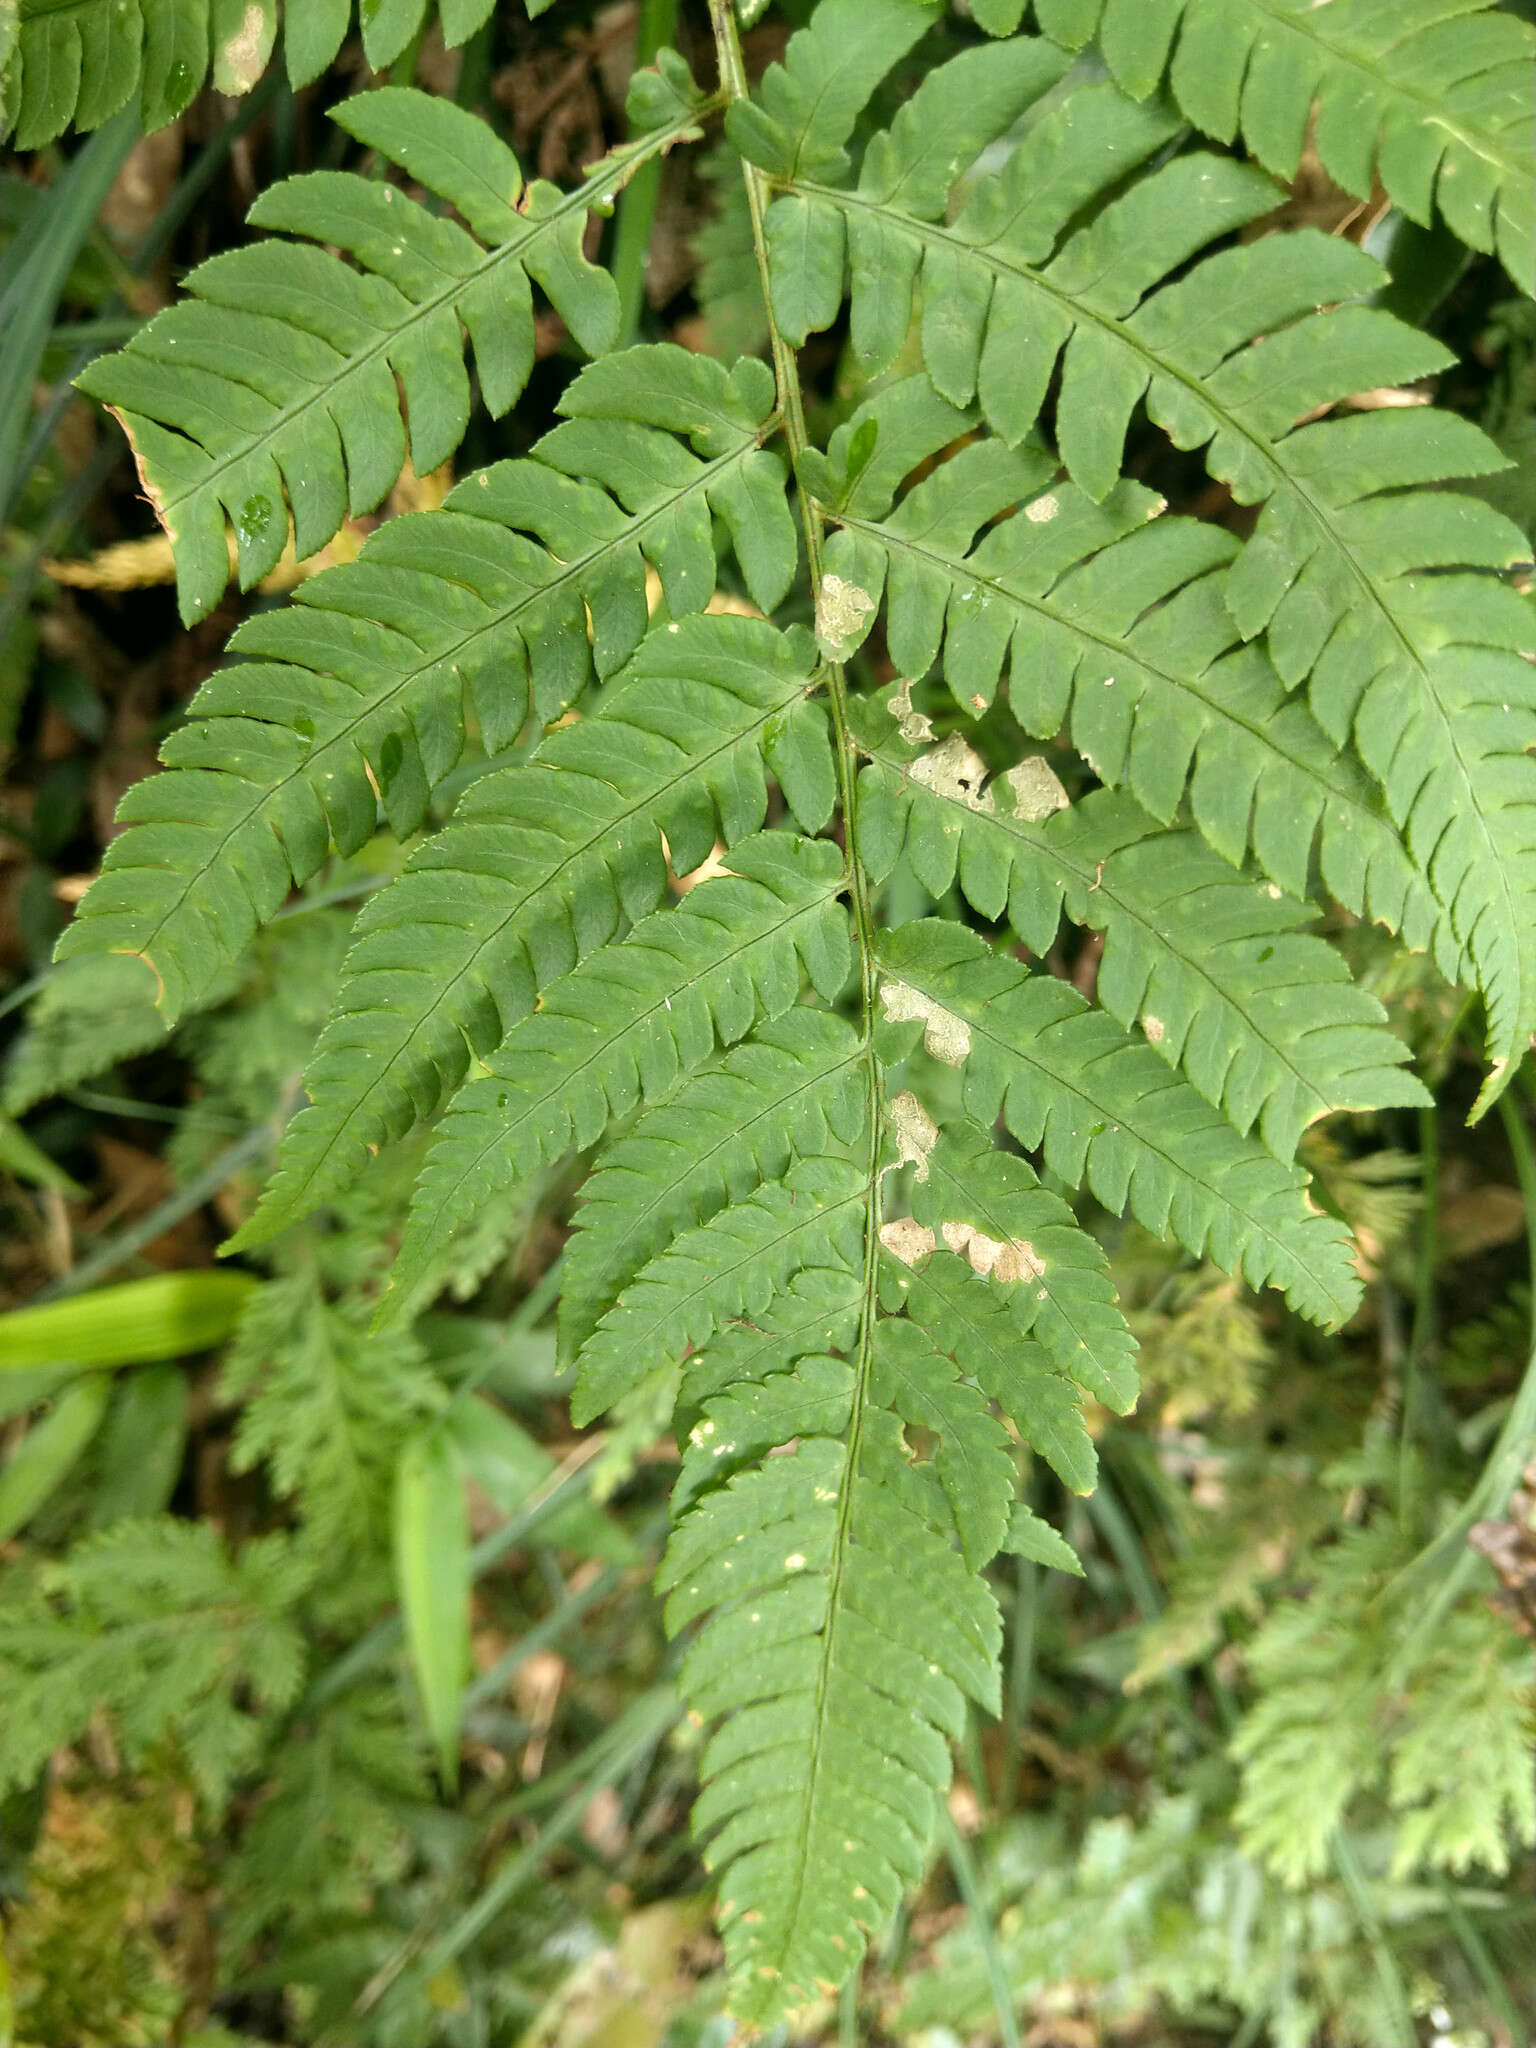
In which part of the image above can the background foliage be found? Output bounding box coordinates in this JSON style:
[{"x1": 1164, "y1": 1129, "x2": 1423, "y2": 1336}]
[{"x1": 0, "y1": 1, "x2": 1534, "y2": 2043}]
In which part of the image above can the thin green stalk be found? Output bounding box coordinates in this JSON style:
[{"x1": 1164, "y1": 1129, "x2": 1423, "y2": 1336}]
[
  {"x1": 0, "y1": 108, "x2": 140, "y2": 527},
  {"x1": 998, "y1": 1554, "x2": 1038, "y2": 1810},
  {"x1": 938, "y1": 1809, "x2": 1022, "y2": 2048},
  {"x1": 1438, "y1": 1881, "x2": 1525, "y2": 2046},
  {"x1": 611, "y1": 0, "x2": 681, "y2": 343},
  {"x1": 837, "y1": 1965, "x2": 861, "y2": 2047},
  {"x1": 34, "y1": 1117, "x2": 280, "y2": 1303},
  {"x1": 1384, "y1": 1083, "x2": 1536, "y2": 1676},
  {"x1": 301, "y1": 1443, "x2": 609, "y2": 1712},
  {"x1": 1330, "y1": 1829, "x2": 1416, "y2": 2047},
  {"x1": 462, "y1": 1505, "x2": 667, "y2": 1716},
  {"x1": 343, "y1": 1685, "x2": 680, "y2": 2030}
]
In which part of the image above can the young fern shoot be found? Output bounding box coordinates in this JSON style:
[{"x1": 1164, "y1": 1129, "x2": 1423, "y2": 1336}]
[{"x1": 46, "y1": 0, "x2": 1536, "y2": 2023}]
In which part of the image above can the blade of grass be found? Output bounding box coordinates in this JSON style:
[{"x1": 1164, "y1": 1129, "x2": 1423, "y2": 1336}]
[
  {"x1": 1398, "y1": 1102, "x2": 1440, "y2": 1523},
  {"x1": 0, "y1": 109, "x2": 139, "y2": 528},
  {"x1": 937, "y1": 1807, "x2": 1021, "y2": 2048},
  {"x1": 1438, "y1": 1880, "x2": 1526, "y2": 2045},
  {"x1": 302, "y1": 1437, "x2": 611, "y2": 1711},
  {"x1": 1385, "y1": 1082, "x2": 1536, "y2": 1669},
  {"x1": 998, "y1": 1554, "x2": 1038, "y2": 1812},
  {"x1": 34, "y1": 1118, "x2": 279, "y2": 1303},
  {"x1": 339, "y1": 1684, "x2": 680, "y2": 2036},
  {"x1": 610, "y1": 0, "x2": 681, "y2": 344},
  {"x1": 1330, "y1": 1828, "x2": 1416, "y2": 2047},
  {"x1": 0, "y1": 1270, "x2": 258, "y2": 1370},
  {"x1": 394, "y1": 1424, "x2": 472, "y2": 1796},
  {"x1": 0, "y1": 1372, "x2": 112, "y2": 1541},
  {"x1": 462, "y1": 1510, "x2": 665, "y2": 1719}
]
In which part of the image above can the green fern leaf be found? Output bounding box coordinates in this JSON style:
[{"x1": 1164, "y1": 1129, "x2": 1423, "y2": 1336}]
[
  {"x1": 73, "y1": 90, "x2": 708, "y2": 621},
  {"x1": 759, "y1": 30, "x2": 1536, "y2": 1088},
  {"x1": 220, "y1": 1270, "x2": 442, "y2": 1554},
  {"x1": 676, "y1": 1269, "x2": 865, "y2": 1443},
  {"x1": 854, "y1": 701, "x2": 1428, "y2": 1157},
  {"x1": 0, "y1": 1, "x2": 521, "y2": 144},
  {"x1": 822, "y1": 404, "x2": 1533, "y2": 1095},
  {"x1": 658, "y1": 1387, "x2": 1000, "y2": 2023},
  {"x1": 381, "y1": 831, "x2": 851, "y2": 1324},
  {"x1": 1028, "y1": 0, "x2": 1536, "y2": 295},
  {"x1": 723, "y1": 0, "x2": 937, "y2": 184},
  {"x1": 870, "y1": 1315, "x2": 1016, "y2": 1569},
  {"x1": 56, "y1": 351, "x2": 792, "y2": 1026},
  {"x1": 0, "y1": 1518, "x2": 311, "y2": 1805},
  {"x1": 828, "y1": 419, "x2": 1444, "y2": 959},
  {"x1": 877, "y1": 920, "x2": 1361, "y2": 1326},
  {"x1": 560, "y1": 1010, "x2": 867, "y2": 1364},
  {"x1": 227, "y1": 614, "x2": 826, "y2": 1248}
]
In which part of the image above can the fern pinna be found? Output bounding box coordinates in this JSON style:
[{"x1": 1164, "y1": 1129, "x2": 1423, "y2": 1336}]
[{"x1": 44, "y1": 0, "x2": 1534, "y2": 2022}]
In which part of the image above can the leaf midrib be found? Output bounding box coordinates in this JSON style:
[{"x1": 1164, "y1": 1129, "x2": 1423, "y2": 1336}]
[
  {"x1": 836, "y1": 510, "x2": 1418, "y2": 897},
  {"x1": 1217, "y1": 0, "x2": 1534, "y2": 188}
]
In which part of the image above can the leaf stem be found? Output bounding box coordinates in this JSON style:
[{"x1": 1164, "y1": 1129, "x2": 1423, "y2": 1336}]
[
  {"x1": 611, "y1": 0, "x2": 682, "y2": 343},
  {"x1": 705, "y1": 0, "x2": 893, "y2": 1998}
]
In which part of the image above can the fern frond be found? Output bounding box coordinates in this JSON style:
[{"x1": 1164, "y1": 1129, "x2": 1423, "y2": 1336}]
[
  {"x1": 228, "y1": 614, "x2": 825, "y2": 1247},
  {"x1": 560, "y1": 1010, "x2": 867, "y2": 1363},
  {"x1": 676, "y1": 1269, "x2": 866, "y2": 1432},
  {"x1": 883, "y1": 1234, "x2": 1099, "y2": 1495},
  {"x1": 756, "y1": 29, "x2": 1536, "y2": 1088},
  {"x1": 657, "y1": 1385, "x2": 1000, "y2": 2023},
  {"x1": 57, "y1": 351, "x2": 792, "y2": 1027},
  {"x1": 854, "y1": 702, "x2": 1428, "y2": 1158},
  {"x1": 877, "y1": 920, "x2": 1361, "y2": 1326},
  {"x1": 824, "y1": 404, "x2": 1534, "y2": 1096},
  {"x1": 868, "y1": 1317, "x2": 1017, "y2": 1571},
  {"x1": 825, "y1": 412, "x2": 1443, "y2": 957},
  {"x1": 220, "y1": 1271, "x2": 442, "y2": 1554},
  {"x1": 1028, "y1": 0, "x2": 1536, "y2": 295},
  {"x1": 0, "y1": 1519, "x2": 311, "y2": 1805},
  {"x1": 3, "y1": 956, "x2": 173, "y2": 1113},
  {"x1": 74, "y1": 87, "x2": 707, "y2": 622},
  {"x1": 381, "y1": 831, "x2": 851, "y2": 1324},
  {"x1": 0, "y1": 1, "x2": 530, "y2": 146}
]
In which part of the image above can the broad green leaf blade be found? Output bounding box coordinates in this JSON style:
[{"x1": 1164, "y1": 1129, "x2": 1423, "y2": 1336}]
[
  {"x1": 442, "y1": 1395, "x2": 635, "y2": 1563},
  {"x1": 0, "y1": 1374, "x2": 112, "y2": 1543},
  {"x1": 0, "y1": 1271, "x2": 259, "y2": 1372},
  {"x1": 393, "y1": 1426, "x2": 470, "y2": 1795}
]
